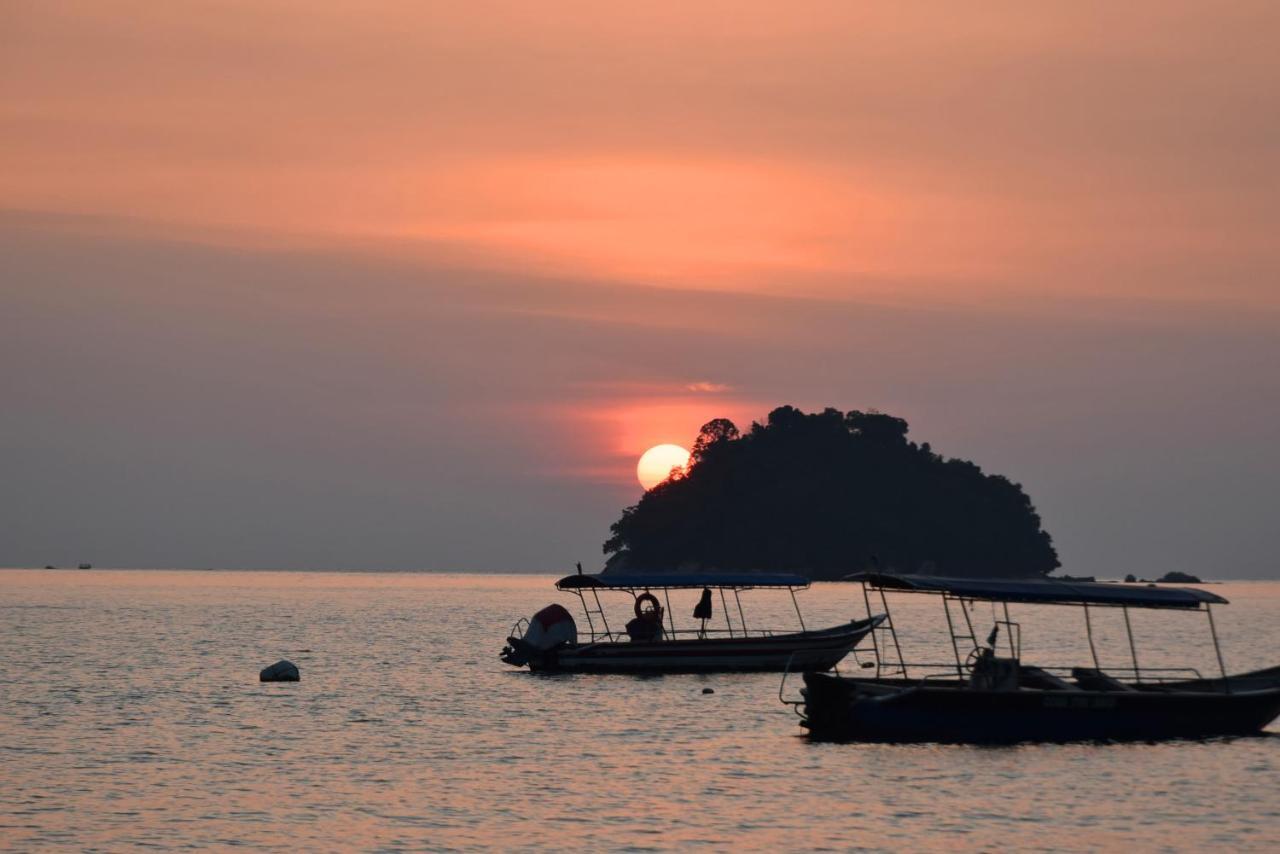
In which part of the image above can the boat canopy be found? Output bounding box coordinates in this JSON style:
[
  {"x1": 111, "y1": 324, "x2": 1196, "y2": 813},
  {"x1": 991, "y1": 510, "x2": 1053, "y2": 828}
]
[
  {"x1": 557, "y1": 572, "x2": 810, "y2": 591},
  {"x1": 845, "y1": 572, "x2": 1227, "y2": 609}
]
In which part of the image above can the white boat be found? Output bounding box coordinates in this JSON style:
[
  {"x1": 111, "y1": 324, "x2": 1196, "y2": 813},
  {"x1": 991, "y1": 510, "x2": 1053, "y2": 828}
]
[{"x1": 501, "y1": 572, "x2": 883, "y2": 674}]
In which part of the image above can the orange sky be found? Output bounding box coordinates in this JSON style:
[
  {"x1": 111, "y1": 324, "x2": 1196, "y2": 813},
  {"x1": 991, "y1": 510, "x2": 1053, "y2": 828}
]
[
  {"x1": 2, "y1": 2, "x2": 1278, "y2": 573},
  {"x1": 4, "y1": 1, "x2": 1278, "y2": 304}
]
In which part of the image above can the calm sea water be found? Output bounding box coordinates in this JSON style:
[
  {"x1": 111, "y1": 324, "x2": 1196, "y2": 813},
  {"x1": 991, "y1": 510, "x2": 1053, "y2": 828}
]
[{"x1": 2, "y1": 570, "x2": 1278, "y2": 851}]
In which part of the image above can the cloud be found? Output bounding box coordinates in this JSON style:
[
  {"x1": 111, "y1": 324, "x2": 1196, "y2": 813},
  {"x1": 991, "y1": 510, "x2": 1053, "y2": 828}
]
[{"x1": 4, "y1": 3, "x2": 1278, "y2": 306}]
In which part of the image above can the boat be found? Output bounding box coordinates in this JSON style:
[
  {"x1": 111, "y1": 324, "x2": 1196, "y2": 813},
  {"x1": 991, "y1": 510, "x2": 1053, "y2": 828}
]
[
  {"x1": 781, "y1": 572, "x2": 1280, "y2": 742},
  {"x1": 501, "y1": 571, "x2": 884, "y2": 674}
]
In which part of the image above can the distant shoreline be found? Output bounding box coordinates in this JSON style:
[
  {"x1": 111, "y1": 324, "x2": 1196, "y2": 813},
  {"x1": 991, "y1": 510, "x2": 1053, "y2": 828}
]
[
  {"x1": 0, "y1": 566, "x2": 556, "y2": 575},
  {"x1": 0, "y1": 566, "x2": 1258, "y2": 582}
]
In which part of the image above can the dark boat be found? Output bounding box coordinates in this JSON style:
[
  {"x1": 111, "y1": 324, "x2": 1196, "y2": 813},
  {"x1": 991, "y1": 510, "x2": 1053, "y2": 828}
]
[
  {"x1": 783, "y1": 573, "x2": 1280, "y2": 742},
  {"x1": 502, "y1": 572, "x2": 883, "y2": 674}
]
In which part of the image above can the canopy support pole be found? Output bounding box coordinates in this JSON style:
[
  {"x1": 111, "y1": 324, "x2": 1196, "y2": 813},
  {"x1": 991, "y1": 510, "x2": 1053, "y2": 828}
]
[
  {"x1": 790, "y1": 588, "x2": 806, "y2": 632},
  {"x1": 862, "y1": 582, "x2": 883, "y2": 677},
  {"x1": 576, "y1": 591, "x2": 596, "y2": 641},
  {"x1": 734, "y1": 589, "x2": 748, "y2": 635},
  {"x1": 1083, "y1": 604, "x2": 1101, "y2": 670},
  {"x1": 1123, "y1": 606, "x2": 1140, "y2": 683},
  {"x1": 879, "y1": 587, "x2": 906, "y2": 677},
  {"x1": 1002, "y1": 602, "x2": 1016, "y2": 658},
  {"x1": 594, "y1": 589, "x2": 613, "y2": 640},
  {"x1": 719, "y1": 587, "x2": 734, "y2": 638},
  {"x1": 662, "y1": 587, "x2": 675, "y2": 637},
  {"x1": 1206, "y1": 604, "x2": 1229, "y2": 694},
  {"x1": 959, "y1": 598, "x2": 978, "y2": 654},
  {"x1": 579, "y1": 588, "x2": 614, "y2": 642},
  {"x1": 942, "y1": 597, "x2": 964, "y2": 678}
]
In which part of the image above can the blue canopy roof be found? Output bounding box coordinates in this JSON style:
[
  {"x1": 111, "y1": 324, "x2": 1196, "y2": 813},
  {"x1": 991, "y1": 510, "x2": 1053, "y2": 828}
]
[
  {"x1": 845, "y1": 572, "x2": 1227, "y2": 609},
  {"x1": 557, "y1": 572, "x2": 810, "y2": 591}
]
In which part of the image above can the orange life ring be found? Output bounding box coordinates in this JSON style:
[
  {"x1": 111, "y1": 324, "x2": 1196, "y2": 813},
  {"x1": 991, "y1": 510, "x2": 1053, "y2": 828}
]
[{"x1": 634, "y1": 592, "x2": 663, "y2": 622}]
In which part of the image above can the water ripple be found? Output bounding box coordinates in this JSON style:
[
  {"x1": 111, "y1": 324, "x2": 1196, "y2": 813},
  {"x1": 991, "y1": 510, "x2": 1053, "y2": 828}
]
[{"x1": 1, "y1": 570, "x2": 1278, "y2": 850}]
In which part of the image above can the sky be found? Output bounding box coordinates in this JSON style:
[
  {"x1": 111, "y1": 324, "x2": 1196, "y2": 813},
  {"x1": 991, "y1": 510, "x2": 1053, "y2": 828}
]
[{"x1": 2, "y1": 2, "x2": 1278, "y2": 576}]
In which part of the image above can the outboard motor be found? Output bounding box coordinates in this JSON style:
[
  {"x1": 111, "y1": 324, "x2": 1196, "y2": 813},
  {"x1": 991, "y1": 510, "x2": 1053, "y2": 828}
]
[{"x1": 501, "y1": 604, "x2": 578, "y2": 668}]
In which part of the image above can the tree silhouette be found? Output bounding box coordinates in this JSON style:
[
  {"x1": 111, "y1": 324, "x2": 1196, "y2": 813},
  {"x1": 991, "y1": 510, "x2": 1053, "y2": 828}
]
[
  {"x1": 603, "y1": 406, "x2": 1059, "y2": 580},
  {"x1": 691, "y1": 417, "x2": 740, "y2": 462}
]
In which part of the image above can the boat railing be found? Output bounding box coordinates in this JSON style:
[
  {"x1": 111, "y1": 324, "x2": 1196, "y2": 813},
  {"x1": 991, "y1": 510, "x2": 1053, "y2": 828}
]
[
  {"x1": 1039, "y1": 664, "x2": 1205, "y2": 683},
  {"x1": 857, "y1": 657, "x2": 1205, "y2": 685},
  {"x1": 920, "y1": 671, "x2": 967, "y2": 685},
  {"x1": 778, "y1": 651, "x2": 806, "y2": 715},
  {"x1": 582, "y1": 626, "x2": 783, "y2": 643},
  {"x1": 509, "y1": 617, "x2": 530, "y2": 640},
  {"x1": 565, "y1": 580, "x2": 819, "y2": 645}
]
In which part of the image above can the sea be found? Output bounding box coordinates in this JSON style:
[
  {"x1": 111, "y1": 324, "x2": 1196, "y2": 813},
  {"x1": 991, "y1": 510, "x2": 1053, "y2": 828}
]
[{"x1": 2, "y1": 570, "x2": 1278, "y2": 851}]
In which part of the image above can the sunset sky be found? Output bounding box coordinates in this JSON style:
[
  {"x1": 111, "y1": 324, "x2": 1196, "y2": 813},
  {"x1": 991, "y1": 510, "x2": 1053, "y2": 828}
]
[{"x1": 3, "y1": 2, "x2": 1277, "y2": 575}]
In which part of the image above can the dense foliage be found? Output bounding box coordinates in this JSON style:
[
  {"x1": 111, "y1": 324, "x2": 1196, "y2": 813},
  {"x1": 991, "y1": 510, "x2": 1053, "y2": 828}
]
[{"x1": 604, "y1": 406, "x2": 1059, "y2": 579}]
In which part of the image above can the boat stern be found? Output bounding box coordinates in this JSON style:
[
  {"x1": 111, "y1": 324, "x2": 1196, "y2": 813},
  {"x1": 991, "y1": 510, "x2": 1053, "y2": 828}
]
[{"x1": 500, "y1": 603, "x2": 578, "y2": 669}]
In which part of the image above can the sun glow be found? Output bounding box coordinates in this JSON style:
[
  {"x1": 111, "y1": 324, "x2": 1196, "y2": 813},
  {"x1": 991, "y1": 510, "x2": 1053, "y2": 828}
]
[{"x1": 636, "y1": 444, "x2": 691, "y2": 491}]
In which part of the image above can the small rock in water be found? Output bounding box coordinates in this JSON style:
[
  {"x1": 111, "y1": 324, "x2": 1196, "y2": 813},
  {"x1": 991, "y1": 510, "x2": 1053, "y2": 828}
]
[
  {"x1": 259, "y1": 659, "x2": 300, "y2": 682},
  {"x1": 702, "y1": 688, "x2": 714, "y2": 695},
  {"x1": 1156, "y1": 570, "x2": 1203, "y2": 584}
]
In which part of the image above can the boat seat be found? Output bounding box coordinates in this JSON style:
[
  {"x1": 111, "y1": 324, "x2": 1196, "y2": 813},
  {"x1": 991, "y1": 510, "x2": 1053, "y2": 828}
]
[
  {"x1": 1072, "y1": 667, "x2": 1138, "y2": 692},
  {"x1": 1019, "y1": 666, "x2": 1083, "y2": 692},
  {"x1": 624, "y1": 617, "x2": 665, "y2": 642},
  {"x1": 967, "y1": 654, "x2": 1020, "y2": 691}
]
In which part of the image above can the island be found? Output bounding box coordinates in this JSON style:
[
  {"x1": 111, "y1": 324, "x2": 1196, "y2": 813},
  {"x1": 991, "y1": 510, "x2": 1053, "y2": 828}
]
[{"x1": 603, "y1": 406, "x2": 1060, "y2": 580}]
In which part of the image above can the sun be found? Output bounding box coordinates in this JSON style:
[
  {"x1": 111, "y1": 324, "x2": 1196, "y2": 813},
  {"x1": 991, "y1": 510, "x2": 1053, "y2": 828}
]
[{"x1": 636, "y1": 444, "x2": 691, "y2": 490}]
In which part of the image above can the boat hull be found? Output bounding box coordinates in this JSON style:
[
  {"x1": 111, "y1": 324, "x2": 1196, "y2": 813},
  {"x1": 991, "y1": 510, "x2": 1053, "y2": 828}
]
[
  {"x1": 511, "y1": 618, "x2": 881, "y2": 674},
  {"x1": 800, "y1": 672, "x2": 1280, "y2": 742},
  {"x1": 1161, "y1": 664, "x2": 1280, "y2": 694}
]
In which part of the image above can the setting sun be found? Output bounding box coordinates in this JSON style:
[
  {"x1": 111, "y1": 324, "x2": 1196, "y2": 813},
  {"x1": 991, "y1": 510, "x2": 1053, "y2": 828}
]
[{"x1": 636, "y1": 444, "x2": 691, "y2": 490}]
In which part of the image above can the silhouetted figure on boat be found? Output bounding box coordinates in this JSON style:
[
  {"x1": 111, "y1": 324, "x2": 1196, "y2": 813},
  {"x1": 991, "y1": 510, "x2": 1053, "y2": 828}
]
[{"x1": 693, "y1": 587, "x2": 713, "y2": 638}]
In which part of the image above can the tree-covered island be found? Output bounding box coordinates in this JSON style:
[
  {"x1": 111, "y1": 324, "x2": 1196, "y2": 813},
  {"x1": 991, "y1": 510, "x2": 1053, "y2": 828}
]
[{"x1": 604, "y1": 406, "x2": 1059, "y2": 580}]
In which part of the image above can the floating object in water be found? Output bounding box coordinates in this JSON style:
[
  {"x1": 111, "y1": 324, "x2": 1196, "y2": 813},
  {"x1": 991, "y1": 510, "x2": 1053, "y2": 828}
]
[
  {"x1": 702, "y1": 688, "x2": 714, "y2": 694},
  {"x1": 78, "y1": 563, "x2": 92, "y2": 570},
  {"x1": 259, "y1": 660, "x2": 300, "y2": 682}
]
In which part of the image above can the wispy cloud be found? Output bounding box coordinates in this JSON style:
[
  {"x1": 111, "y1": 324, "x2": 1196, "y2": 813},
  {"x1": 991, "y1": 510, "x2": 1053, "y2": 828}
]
[{"x1": 685, "y1": 381, "x2": 732, "y2": 393}]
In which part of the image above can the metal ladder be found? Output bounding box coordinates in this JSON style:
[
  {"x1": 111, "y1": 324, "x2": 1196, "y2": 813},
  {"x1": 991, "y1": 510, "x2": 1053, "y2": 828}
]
[
  {"x1": 577, "y1": 589, "x2": 613, "y2": 642},
  {"x1": 862, "y1": 585, "x2": 907, "y2": 678},
  {"x1": 942, "y1": 596, "x2": 981, "y2": 678}
]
